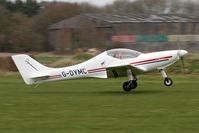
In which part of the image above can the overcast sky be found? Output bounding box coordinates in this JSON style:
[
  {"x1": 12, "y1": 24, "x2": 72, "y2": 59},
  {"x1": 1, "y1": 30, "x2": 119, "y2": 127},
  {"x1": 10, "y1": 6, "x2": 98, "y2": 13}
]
[
  {"x1": 41, "y1": 0, "x2": 117, "y2": 6},
  {"x1": 13, "y1": 0, "x2": 199, "y2": 6}
]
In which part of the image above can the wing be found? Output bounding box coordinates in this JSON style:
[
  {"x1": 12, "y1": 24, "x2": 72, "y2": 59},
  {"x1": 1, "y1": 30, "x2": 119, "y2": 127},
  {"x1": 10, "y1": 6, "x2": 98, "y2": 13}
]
[{"x1": 106, "y1": 63, "x2": 146, "y2": 78}]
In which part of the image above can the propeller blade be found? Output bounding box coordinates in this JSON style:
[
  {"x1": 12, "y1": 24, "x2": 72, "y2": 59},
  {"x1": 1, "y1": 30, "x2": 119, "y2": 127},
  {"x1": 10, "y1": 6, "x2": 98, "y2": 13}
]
[
  {"x1": 181, "y1": 56, "x2": 185, "y2": 68},
  {"x1": 180, "y1": 56, "x2": 186, "y2": 73},
  {"x1": 177, "y1": 50, "x2": 181, "y2": 60},
  {"x1": 176, "y1": 40, "x2": 187, "y2": 73},
  {"x1": 177, "y1": 50, "x2": 185, "y2": 72}
]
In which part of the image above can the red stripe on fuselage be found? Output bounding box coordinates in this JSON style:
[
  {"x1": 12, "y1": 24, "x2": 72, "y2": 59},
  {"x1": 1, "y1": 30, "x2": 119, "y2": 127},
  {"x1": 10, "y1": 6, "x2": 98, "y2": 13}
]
[
  {"x1": 131, "y1": 56, "x2": 172, "y2": 65},
  {"x1": 88, "y1": 67, "x2": 106, "y2": 72}
]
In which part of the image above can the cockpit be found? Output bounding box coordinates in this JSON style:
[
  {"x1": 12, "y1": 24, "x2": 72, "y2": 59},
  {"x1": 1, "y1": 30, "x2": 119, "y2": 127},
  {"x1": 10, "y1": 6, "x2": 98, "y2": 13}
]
[{"x1": 107, "y1": 48, "x2": 142, "y2": 59}]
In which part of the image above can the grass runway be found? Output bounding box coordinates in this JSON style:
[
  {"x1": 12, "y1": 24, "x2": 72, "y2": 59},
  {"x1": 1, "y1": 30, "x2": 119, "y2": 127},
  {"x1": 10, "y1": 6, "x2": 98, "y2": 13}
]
[{"x1": 0, "y1": 75, "x2": 199, "y2": 133}]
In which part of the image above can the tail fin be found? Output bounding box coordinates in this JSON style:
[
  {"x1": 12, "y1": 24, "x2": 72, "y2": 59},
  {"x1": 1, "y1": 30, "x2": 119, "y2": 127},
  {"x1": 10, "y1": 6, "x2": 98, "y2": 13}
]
[{"x1": 11, "y1": 54, "x2": 52, "y2": 85}]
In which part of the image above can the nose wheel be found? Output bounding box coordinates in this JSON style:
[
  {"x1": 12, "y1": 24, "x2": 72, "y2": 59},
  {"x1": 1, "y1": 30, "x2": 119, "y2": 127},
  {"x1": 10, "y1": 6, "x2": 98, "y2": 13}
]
[
  {"x1": 160, "y1": 69, "x2": 173, "y2": 87},
  {"x1": 164, "y1": 77, "x2": 173, "y2": 86}
]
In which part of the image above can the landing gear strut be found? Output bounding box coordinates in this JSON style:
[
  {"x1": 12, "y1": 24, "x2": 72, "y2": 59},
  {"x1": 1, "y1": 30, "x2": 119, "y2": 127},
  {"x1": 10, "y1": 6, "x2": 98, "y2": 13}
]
[
  {"x1": 122, "y1": 69, "x2": 137, "y2": 92},
  {"x1": 160, "y1": 69, "x2": 173, "y2": 86}
]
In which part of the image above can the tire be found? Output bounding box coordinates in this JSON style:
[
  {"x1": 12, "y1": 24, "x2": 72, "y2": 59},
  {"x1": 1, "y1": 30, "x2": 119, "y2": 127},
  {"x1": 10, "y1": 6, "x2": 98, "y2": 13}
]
[
  {"x1": 164, "y1": 77, "x2": 173, "y2": 86},
  {"x1": 130, "y1": 80, "x2": 137, "y2": 90},
  {"x1": 123, "y1": 80, "x2": 137, "y2": 92}
]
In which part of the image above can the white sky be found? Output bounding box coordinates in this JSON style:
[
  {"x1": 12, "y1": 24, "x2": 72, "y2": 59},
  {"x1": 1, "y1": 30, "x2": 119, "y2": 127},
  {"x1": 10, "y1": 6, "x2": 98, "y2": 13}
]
[
  {"x1": 12, "y1": 0, "x2": 199, "y2": 7},
  {"x1": 42, "y1": 0, "x2": 117, "y2": 6}
]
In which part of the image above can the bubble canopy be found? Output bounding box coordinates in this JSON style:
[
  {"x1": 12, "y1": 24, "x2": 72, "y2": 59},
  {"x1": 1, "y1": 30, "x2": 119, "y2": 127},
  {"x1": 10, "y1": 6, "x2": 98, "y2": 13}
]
[{"x1": 107, "y1": 48, "x2": 143, "y2": 59}]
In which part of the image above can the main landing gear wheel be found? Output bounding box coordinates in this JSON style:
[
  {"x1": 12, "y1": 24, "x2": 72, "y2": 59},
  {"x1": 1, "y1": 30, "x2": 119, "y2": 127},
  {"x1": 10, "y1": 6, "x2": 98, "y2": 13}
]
[
  {"x1": 164, "y1": 77, "x2": 173, "y2": 86},
  {"x1": 123, "y1": 80, "x2": 137, "y2": 92}
]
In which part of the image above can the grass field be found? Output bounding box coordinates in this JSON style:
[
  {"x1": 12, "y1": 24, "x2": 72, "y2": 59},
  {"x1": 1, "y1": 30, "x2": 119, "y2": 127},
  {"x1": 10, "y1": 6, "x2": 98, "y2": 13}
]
[{"x1": 0, "y1": 74, "x2": 199, "y2": 133}]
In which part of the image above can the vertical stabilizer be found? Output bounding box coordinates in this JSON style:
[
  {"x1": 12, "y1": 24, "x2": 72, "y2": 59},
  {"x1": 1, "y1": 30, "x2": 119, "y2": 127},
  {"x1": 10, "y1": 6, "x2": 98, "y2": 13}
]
[{"x1": 11, "y1": 54, "x2": 51, "y2": 85}]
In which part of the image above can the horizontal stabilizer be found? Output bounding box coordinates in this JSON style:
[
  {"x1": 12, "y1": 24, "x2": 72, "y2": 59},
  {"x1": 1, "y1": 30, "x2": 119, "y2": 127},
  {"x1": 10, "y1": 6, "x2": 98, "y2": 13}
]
[{"x1": 29, "y1": 73, "x2": 50, "y2": 79}]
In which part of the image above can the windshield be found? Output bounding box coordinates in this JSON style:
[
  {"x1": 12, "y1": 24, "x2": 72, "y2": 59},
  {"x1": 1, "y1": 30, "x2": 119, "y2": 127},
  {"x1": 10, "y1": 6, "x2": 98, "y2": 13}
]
[{"x1": 107, "y1": 48, "x2": 142, "y2": 59}]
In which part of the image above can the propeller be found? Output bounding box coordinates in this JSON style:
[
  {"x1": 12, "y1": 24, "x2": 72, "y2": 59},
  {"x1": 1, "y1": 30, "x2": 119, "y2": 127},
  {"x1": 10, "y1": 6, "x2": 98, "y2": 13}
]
[
  {"x1": 177, "y1": 50, "x2": 185, "y2": 68},
  {"x1": 176, "y1": 41, "x2": 187, "y2": 72}
]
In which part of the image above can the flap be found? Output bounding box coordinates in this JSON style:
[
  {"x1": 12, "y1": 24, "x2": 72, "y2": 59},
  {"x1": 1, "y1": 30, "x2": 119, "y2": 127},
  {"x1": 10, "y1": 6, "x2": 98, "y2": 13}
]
[
  {"x1": 87, "y1": 70, "x2": 108, "y2": 79},
  {"x1": 106, "y1": 64, "x2": 145, "y2": 78}
]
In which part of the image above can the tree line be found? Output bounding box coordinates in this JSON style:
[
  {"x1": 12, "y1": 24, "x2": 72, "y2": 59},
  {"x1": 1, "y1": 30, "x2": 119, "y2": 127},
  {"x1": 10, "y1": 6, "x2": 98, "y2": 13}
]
[{"x1": 0, "y1": 0, "x2": 198, "y2": 52}]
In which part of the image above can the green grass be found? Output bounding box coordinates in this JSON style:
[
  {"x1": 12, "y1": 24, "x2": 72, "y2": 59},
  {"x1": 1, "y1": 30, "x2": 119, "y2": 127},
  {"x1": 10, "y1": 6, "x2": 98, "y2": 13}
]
[
  {"x1": 0, "y1": 75, "x2": 199, "y2": 133},
  {"x1": 73, "y1": 53, "x2": 93, "y2": 60}
]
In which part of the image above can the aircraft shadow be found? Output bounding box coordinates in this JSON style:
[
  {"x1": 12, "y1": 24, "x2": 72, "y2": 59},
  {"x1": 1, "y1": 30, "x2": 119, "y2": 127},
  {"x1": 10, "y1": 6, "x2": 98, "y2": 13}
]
[
  {"x1": 93, "y1": 89, "x2": 167, "y2": 95},
  {"x1": 29, "y1": 89, "x2": 166, "y2": 96}
]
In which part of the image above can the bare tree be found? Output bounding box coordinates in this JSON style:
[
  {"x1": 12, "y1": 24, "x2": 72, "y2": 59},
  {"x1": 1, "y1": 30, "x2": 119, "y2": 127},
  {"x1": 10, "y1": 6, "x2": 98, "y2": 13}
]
[{"x1": 103, "y1": 0, "x2": 199, "y2": 14}]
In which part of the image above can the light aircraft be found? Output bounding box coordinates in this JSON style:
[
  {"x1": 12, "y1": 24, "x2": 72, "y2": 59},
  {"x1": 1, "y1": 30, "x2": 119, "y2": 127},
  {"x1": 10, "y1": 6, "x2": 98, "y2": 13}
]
[{"x1": 12, "y1": 48, "x2": 188, "y2": 92}]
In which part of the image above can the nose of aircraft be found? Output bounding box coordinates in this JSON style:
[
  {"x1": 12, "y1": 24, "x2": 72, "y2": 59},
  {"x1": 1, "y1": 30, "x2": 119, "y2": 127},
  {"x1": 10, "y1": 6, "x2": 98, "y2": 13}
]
[{"x1": 179, "y1": 50, "x2": 188, "y2": 57}]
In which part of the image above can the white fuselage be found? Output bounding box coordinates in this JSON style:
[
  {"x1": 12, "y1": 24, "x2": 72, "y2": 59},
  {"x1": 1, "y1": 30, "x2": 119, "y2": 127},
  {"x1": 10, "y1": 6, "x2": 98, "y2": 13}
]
[{"x1": 36, "y1": 50, "x2": 183, "y2": 84}]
